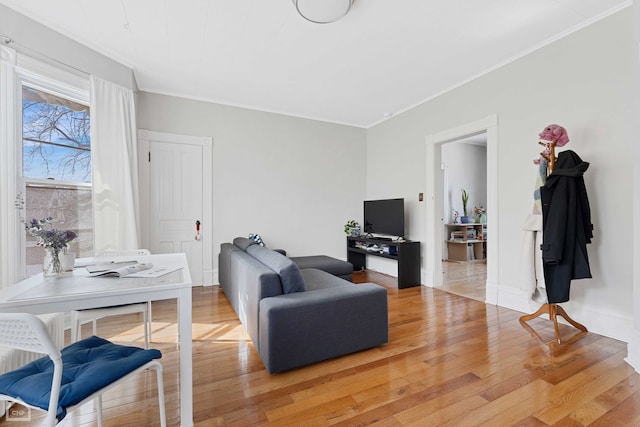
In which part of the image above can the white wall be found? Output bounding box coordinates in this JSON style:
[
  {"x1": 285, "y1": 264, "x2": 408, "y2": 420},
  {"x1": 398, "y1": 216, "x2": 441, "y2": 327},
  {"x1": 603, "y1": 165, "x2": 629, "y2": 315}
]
[
  {"x1": 366, "y1": 8, "x2": 635, "y2": 342},
  {"x1": 626, "y1": 0, "x2": 640, "y2": 371},
  {"x1": 136, "y1": 92, "x2": 367, "y2": 270},
  {"x1": 442, "y1": 142, "x2": 487, "y2": 221}
]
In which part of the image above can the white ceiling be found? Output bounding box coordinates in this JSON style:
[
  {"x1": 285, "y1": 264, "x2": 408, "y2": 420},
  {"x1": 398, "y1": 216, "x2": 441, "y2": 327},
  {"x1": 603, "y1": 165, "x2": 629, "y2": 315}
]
[{"x1": 0, "y1": 0, "x2": 629, "y2": 128}]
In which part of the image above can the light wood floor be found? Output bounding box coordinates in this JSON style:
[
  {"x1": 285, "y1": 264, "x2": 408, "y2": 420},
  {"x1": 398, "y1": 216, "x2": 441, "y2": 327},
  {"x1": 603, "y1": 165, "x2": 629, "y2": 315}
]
[
  {"x1": 442, "y1": 259, "x2": 487, "y2": 301},
  {"x1": 5, "y1": 271, "x2": 640, "y2": 426}
]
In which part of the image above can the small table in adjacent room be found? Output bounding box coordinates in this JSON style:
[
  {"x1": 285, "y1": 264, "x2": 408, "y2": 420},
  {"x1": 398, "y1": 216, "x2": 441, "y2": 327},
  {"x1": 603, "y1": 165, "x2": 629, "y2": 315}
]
[{"x1": 445, "y1": 223, "x2": 487, "y2": 262}]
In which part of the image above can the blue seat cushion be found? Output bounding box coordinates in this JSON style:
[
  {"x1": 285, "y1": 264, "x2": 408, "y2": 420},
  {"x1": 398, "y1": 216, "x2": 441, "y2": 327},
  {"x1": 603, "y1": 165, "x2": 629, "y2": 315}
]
[{"x1": 0, "y1": 336, "x2": 161, "y2": 422}]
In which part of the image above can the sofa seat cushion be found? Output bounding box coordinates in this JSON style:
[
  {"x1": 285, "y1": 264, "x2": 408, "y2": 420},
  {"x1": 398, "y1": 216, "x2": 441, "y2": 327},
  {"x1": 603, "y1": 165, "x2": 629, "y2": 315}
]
[
  {"x1": 247, "y1": 245, "x2": 306, "y2": 293},
  {"x1": 292, "y1": 255, "x2": 353, "y2": 277},
  {"x1": 258, "y1": 282, "x2": 389, "y2": 373},
  {"x1": 300, "y1": 268, "x2": 350, "y2": 291}
]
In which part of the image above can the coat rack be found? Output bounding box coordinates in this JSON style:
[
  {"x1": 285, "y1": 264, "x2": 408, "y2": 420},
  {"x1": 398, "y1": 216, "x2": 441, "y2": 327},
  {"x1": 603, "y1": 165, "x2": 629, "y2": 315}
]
[{"x1": 519, "y1": 139, "x2": 588, "y2": 346}]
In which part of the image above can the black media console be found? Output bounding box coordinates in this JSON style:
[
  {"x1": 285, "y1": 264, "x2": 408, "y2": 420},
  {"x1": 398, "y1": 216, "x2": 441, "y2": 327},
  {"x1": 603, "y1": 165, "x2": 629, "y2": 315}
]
[{"x1": 347, "y1": 236, "x2": 421, "y2": 289}]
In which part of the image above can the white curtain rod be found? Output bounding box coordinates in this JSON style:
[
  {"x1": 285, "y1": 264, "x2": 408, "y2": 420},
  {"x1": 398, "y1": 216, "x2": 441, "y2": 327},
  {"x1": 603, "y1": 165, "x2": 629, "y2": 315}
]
[{"x1": 1, "y1": 33, "x2": 89, "y2": 78}]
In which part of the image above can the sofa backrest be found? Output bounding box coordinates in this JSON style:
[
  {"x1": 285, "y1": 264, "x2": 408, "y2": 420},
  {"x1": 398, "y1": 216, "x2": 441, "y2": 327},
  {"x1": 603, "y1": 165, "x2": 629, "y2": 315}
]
[
  {"x1": 233, "y1": 237, "x2": 257, "y2": 251},
  {"x1": 229, "y1": 250, "x2": 283, "y2": 351},
  {"x1": 247, "y1": 245, "x2": 306, "y2": 294}
]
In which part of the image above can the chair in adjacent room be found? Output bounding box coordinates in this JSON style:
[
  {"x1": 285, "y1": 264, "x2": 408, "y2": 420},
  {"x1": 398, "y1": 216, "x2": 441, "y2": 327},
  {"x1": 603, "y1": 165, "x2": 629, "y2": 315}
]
[
  {"x1": 0, "y1": 313, "x2": 166, "y2": 427},
  {"x1": 71, "y1": 249, "x2": 153, "y2": 348}
]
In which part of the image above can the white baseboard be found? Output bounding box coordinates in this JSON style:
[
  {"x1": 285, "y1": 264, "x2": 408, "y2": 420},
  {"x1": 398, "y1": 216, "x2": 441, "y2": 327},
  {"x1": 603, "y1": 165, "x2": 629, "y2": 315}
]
[
  {"x1": 203, "y1": 267, "x2": 217, "y2": 287},
  {"x1": 496, "y1": 282, "x2": 633, "y2": 344},
  {"x1": 496, "y1": 285, "x2": 534, "y2": 313},
  {"x1": 485, "y1": 278, "x2": 500, "y2": 305},
  {"x1": 625, "y1": 328, "x2": 640, "y2": 373}
]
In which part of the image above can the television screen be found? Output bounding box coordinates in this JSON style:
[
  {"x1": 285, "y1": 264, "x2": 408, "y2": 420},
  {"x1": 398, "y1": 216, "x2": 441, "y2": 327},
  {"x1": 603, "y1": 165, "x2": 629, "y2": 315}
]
[{"x1": 363, "y1": 198, "x2": 404, "y2": 237}]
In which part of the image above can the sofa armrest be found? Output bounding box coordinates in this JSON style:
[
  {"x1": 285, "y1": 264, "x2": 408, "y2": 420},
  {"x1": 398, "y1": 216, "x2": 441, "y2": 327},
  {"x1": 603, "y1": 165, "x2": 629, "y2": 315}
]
[{"x1": 258, "y1": 283, "x2": 388, "y2": 373}]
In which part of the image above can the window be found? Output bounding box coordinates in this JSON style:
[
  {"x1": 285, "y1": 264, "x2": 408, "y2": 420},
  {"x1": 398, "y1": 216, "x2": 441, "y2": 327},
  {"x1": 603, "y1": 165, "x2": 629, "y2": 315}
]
[
  {"x1": 22, "y1": 86, "x2": 91, "y2": 181},
  {"x1": 21, "y1": 86, "x2": 93, "y2": 276}
]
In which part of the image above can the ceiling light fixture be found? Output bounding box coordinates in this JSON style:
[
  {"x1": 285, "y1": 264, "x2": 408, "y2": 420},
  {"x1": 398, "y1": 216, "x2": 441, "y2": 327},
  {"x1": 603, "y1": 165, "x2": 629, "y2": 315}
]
[{"x1": 292, "y1": 0, "x2": 354, "y2": 24}]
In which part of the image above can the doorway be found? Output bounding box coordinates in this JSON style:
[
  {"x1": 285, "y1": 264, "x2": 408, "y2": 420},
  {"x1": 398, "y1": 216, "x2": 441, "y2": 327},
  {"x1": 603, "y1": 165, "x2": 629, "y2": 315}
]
[
  {"x1": 441, "y1": 135, "x2": 487, "y2": 301},
  {"x1": 137, "y1": 130, "x2": 214, "y2": 286},
  {"x1": 424, "y1": 114, "x2": 499, "y2": 304}
]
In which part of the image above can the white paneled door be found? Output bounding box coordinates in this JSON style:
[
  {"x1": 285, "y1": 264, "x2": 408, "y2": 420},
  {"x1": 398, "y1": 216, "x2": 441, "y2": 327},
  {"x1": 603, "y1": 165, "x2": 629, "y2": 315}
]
[{"x1": 138, "y1": 130, "x2": 213, "y2": 286}]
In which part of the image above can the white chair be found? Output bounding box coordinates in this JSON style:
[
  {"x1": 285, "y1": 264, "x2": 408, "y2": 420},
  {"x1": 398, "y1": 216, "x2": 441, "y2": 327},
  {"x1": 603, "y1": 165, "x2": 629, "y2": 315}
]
[
  {"x1": 0, "y1": 313, "x2": 166, "y2": 427},
  {"x1": 71, "y1": 249, "x2": 153, "y2": 348},
  {"x1": 0, "y1": 313, "x2": 64, "y2": 419}
]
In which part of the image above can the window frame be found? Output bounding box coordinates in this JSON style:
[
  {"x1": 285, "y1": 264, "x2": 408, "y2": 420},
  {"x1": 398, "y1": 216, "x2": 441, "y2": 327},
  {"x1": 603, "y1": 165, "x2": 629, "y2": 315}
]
[{"x1": 0, "y1": 45, "x2": 90, "y2": 283}]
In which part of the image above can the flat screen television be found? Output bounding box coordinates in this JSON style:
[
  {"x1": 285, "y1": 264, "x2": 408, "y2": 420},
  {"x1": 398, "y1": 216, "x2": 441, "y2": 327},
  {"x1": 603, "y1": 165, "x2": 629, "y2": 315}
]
[{"x1": 363, "y1": 198, "x2": 404, "y2": 237}]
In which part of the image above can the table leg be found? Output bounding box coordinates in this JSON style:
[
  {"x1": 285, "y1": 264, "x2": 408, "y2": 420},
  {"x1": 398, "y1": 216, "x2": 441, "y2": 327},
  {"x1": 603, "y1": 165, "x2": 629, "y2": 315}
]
[{"x1": 178, "y1": 287, "x2": 193, "y2": 426}]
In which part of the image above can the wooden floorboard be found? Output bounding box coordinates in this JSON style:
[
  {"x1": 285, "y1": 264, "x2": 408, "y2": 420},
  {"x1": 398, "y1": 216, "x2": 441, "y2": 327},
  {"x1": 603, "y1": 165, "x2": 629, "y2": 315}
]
[
  {"x1": 3, "y1": 268, "x2": 639, "y2": 426},
  {"x1": 442, "y1": 259, "x2": 487, "y2": 301}
]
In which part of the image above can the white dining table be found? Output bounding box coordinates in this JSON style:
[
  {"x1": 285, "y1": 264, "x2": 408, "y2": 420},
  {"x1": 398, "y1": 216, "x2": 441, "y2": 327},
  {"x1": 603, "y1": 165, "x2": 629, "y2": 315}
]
[{"x1": 0, "y1": 252, "x2": 194, "y2": 427}]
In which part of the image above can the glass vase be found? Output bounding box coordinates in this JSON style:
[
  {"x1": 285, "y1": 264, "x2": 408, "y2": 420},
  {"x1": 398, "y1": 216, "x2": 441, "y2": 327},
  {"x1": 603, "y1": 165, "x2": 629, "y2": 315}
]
[{"x1": 43, "y1": 248, "x2": 63, "y2": 276}]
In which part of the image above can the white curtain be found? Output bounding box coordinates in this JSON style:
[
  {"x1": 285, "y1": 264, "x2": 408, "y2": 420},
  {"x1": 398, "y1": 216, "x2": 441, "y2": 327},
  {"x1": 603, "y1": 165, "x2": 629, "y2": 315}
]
[{"x1": 90, "y1": 76, "x2": 140, "y2": 253}]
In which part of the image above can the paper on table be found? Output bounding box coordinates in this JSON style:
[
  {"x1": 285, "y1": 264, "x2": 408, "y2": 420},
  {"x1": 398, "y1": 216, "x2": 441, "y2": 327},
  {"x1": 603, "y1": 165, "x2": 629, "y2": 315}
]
[
  {"x1": 90, "y1": 262, "x2": 153, "y2": 277},
  {"x1": 86, "y1": 260, "x2": 138, "y2": 273},
  {"x1": 127, "y1": 266, "x2": 183, "y2": 278}
]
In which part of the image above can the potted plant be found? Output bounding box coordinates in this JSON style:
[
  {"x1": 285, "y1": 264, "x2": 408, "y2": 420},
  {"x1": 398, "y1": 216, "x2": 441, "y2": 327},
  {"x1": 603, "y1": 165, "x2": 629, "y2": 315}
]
[
  {"x1": 344, "y1": 220, "x2": 361, "y2": 236},
  {"x1": 460, "y1": 189, "x2": 470, "y2": 223},
  {"x1": 16, "y1": 194, "x2": 77, "y2": 275},
  {"x1": 23, "y1": 216, "x2": 77, "y2": 275}
]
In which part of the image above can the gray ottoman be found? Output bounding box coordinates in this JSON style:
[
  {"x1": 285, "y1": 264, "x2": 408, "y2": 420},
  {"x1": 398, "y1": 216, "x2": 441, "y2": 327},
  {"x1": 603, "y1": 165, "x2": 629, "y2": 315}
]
[{"x1": 291, "y1": 255, "x2": 354, "y2": 282}]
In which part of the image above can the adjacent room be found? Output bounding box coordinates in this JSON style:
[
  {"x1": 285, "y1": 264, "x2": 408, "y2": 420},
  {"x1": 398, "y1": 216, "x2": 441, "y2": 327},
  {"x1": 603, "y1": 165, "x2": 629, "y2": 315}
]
[
  {"x1": 441, "y1": 135, "x2": 488, "y2": 301},
  {"x1": 1, "y1": 1, "x2": 640, "y2": 425}
]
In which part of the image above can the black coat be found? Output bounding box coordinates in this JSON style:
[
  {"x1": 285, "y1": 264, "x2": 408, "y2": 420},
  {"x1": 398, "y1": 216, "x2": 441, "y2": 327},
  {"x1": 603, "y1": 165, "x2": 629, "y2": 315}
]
[{"x1": 540, "y1": 150, "x2": 593, "y2": 303}]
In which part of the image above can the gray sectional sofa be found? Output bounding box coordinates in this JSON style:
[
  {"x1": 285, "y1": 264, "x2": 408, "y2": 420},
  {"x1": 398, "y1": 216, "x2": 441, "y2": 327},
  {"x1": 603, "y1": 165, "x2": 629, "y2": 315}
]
[{"x1": 218, "y1": 237, "x2": 389, "y2": 373}]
